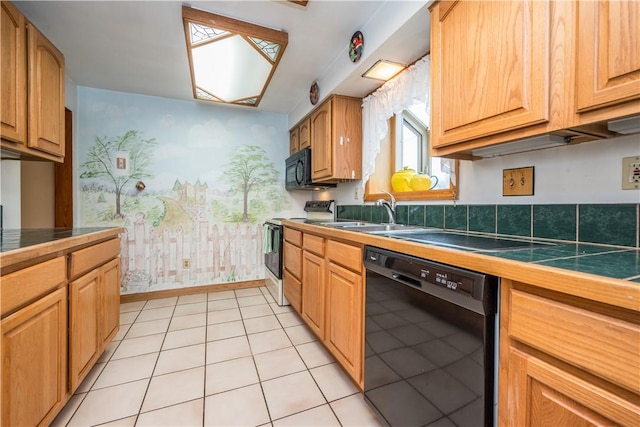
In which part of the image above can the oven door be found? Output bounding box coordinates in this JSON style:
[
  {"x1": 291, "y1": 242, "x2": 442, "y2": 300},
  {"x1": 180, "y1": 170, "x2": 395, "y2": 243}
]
[{"x1": 264, "y1": 222, "x2": 283, "y2": 279}]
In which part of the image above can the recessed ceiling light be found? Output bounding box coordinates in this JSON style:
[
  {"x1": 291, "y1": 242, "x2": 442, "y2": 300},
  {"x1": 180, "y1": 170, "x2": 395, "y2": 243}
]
[
  {"x1": 362, "y1": 60, "x2": 406, "y2": 81},
  {"x1": 182, "y1": 6, "x2": 288, "y2": 107}
]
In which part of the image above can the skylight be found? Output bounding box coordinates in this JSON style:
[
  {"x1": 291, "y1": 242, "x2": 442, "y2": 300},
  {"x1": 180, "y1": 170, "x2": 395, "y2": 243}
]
[{"x1": 182, "y1": 6, "x2": 288, "y2": 107}]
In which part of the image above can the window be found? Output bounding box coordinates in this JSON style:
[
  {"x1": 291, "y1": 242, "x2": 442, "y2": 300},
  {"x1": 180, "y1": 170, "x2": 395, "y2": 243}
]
[
  {"x1": 365, "y1": 101, "x2": 459, "y2": 201},
  {"x1": 397, "y1": 107, "x2": 428, "y2": 173}
]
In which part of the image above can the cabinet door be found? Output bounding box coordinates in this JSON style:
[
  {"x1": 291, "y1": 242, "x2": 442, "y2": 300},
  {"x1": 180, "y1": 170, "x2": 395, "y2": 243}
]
[
  {"x1": 326, "y1": 262, "x2": 363, "y2": 384},
  {"x1": 1, "y1": 287, "x2": 67, "y2": 427},
  {"x1": 430, "y1": 0, "x2": 549, "y2": 147},
  {"x1": 69, "y1": 268, "x2": 101, "y2": 392},
  {"x1": 100, "y1": 258, "x2": 121, "y2": 348},
  {"x1": 299, "y1": 117, "x2": 311, "y2": 150},
  {"x1": 289, "y1": 126, "x2": 299, "y2": 155},
  {"x1": 302, "y1": 250, "x2": 325, "y2": 339},
  {"x1": 27, "y1": 22, "x2": 65, "y2": 157},
  {"x1": 576, "y1": 0, "x2": 640, "y2": 112},
  {"x1": 310, "y1": 100, "x2": 333, "y2": 181},
  {"x1": 0, "y1": 2, "x2": 26, "y2": 144},
  {"x1": 504, "y1": 348, "x2": 639, "y2": 427}
]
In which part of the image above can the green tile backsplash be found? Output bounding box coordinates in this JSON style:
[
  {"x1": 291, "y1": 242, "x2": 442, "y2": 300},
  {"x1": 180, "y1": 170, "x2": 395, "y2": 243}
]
[
  {"x1": 336, "y1": 203, "x2": 639, "y2": 248},
  {"x1": 469, "y1": 205, "x2": 496, "y2": 233},
  {"x1": 497, "y1": 205, "x2": 531, "y2": 237},
  {"x1": 425, "y1": 205, "x2": 444, "y2": 228},
  {"x1": 445, "y1": 205, "x2": 467, "y2": 231},
  {"x1": 579, "y1": 204, "x2": 637, "y2": 247},
  {"x1": 533, "y1": 204, "x2": 576, "y2": 241},
  {"x1": 408, "y1": 205, "x2": 425, "y2": 226}
]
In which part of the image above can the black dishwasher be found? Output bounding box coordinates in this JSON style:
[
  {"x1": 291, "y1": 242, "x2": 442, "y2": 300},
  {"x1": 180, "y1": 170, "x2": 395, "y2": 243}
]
[{"x1": 363, "y1": 246, "x2": 498, "y2": 427}]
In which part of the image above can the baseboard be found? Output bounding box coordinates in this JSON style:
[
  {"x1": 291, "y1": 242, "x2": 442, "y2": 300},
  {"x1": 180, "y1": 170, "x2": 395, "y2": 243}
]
[{"x1": 120, "y1": 279, "x2": 266, "y2": 303}]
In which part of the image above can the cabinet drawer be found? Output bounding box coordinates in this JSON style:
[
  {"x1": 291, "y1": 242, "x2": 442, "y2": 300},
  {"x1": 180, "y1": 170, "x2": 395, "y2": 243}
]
[
  {"x1": 509, "y1": 289, "x2": 640, "y2": 394},
  {"x1": 1, "y1": 256, "x2": 66, "y2": 317},
  {"x1": 303, "y1": 233, "x2": 324, "y2": 256},
  {"x1": 326, "y1": 240, "x2": 362, "y2": 273},
  {"x1": 284, "y1": 227, "x2": 302, "y2": 246},
  {"x1": 283, "y1": 269, "x2": 302, "y2": 314},
  {"x1": 284, "y1": 241, "x2": 302, "y2": 279},
  {"x1": 69, "y1": 238, "x2": 120, "y2": 279}
]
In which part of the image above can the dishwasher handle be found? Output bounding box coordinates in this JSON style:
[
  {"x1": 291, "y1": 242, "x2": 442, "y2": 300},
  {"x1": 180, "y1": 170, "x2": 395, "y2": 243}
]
[{"x1": 391, "y1": 272, "x2": 422, "y2": 289}]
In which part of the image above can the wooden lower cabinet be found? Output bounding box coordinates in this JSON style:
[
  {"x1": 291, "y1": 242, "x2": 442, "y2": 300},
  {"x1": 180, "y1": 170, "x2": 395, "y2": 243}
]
[
  {"x1": 499, "y1": 278, "x2": 640, "y2": 427},
  {"x1": 283, "y1": 269, "x2": 302, "y2": 313},
  {"x1": 302, "y1": 250, "x2": 325, "y2": 339},
  {"x1": 69, "y1": 257, "x2": 121, "y2": 392},
  {"x1": 505, "y1": 348, "x2": 638, "y2": 426},
  {"x1": 326, "y1": 261, "x2": 362, "y2": 384},
  {"x1": 101, "y1": 258, "x2": 121, "y2": 348},
  {"x1": 1, "y1": 287, "x2": 67, "y2": 427},
  {"x1": 69, "y1": 268, "x2": 101, "y2": 392},
  {"x1": 1, "y1": 234, "x2": 122, "y2": 425},
  {"x1": 293, "y1": 227, "x2": 365, "y2": 387}
]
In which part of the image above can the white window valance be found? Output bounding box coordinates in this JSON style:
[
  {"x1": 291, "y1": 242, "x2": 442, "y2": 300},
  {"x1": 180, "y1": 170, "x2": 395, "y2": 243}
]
[{"x1": 361, "y1": 55, "x2": 431, "y2": 188}]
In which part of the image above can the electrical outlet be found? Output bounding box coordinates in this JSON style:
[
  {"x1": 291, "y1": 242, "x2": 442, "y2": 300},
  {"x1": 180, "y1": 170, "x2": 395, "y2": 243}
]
[
  {"x1": 183, "y1": 259, "x2": 191, "y2": 269},
  {"x1": 622, "y1": 156, "x2": 640, "y2": 190}
]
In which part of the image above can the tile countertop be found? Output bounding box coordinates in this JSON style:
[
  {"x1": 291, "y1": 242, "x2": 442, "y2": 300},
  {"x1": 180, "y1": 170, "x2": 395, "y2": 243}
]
[
  {"x1": 0, "y1": 228, "x2": 120, "y2": 252},
  {"x1": 283, "y1": 220, "x2": 640, "y2": 312},
  {"x1": 0, "y1": 227, "x2": 124, "y2": 270}
]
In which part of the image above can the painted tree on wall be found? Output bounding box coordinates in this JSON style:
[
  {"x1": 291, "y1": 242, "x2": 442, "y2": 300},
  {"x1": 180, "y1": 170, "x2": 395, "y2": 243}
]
[
  {"x1": 80, "y1": 130, "x2": 157, "y2": 218},
  {"x1": 222, "y1": 145, "x2": 279, "y2": 222}
]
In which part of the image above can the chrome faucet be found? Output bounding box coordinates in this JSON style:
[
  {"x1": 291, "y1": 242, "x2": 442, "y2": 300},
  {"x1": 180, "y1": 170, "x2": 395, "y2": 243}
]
[{"x1": 376, "y1": 190, "x2": 397, "y2": 224}]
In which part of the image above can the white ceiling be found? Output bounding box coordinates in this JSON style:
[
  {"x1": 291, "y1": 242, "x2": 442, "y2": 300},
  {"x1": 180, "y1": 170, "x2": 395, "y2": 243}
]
[{"x1": 13, "y1": 0, "x2": 431, "y2": 121}]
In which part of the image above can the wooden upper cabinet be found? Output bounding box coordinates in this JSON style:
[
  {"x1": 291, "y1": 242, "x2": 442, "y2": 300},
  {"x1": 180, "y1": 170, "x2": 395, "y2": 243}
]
[
  {"x1": 576, "y1": 0, "x2": 640, "y2": 114},
  {"x1": 430, "y1": 0, "x2": 550, "y2": 149},
  {"x1": 309, "y1": 95, "x2": 362, "y2": 182},
  {"x1": 298, "y1": 117, "x2": 310, "y2": 150},
  {"x1": 289, "y1": 126, "x2": 299, "y2": 155},
  {"x1": 0, "y1": 2, "x2": 65, "y2": 162},
  {"x1": 1, "y1": 2, "x2": 27, "y2": 145},
  {"x1": 310, "y1": 100, "x2": 332, "y2": 180},
  {"x1": 27, "y1": 22, "x2": 65, "y2": 157}
]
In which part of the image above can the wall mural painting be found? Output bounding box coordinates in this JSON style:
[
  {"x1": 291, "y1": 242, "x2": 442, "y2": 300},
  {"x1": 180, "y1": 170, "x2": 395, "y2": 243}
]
[{"x1": 77, "y1": 88, "x2": 292, "y2": 294}]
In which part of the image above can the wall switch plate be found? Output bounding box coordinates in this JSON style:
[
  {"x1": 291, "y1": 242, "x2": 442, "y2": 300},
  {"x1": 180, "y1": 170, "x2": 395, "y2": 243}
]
[
  {"x1": 622, "y1": 156, "x2": 640, "y2": 190},
  {"x1": 503, "y1": 166, "x2": 534, "y2": 196}
]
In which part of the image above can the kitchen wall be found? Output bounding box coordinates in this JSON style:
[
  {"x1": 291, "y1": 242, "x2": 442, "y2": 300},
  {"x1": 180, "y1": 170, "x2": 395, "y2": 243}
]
[
  {"x1": 75, "y1": 87, "x2": 306, "y2": 294},
  {"x1": 0, "y1": 160, "x2": 21, "y2": 228},
  {"x1": 21, "y1": 161, "x2": 55, "y2": 228},
  {"x1": 329, "y1": 133, "x2": 640, "y2": 205}
]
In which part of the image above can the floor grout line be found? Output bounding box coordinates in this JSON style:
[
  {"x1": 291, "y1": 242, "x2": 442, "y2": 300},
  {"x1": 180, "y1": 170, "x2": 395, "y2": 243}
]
[{"x1": 57, "y1": 286, "x2": 375, "y2": 426}]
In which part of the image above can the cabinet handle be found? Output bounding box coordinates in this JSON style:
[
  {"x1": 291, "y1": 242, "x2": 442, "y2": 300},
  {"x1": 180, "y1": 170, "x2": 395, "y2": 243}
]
[{"x1": 340, "y1": 136, "x2": 344, "y2": 145}]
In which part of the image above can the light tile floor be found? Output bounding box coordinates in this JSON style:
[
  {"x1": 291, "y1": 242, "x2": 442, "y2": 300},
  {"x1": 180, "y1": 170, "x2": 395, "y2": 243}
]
[{"x1": 52, "y1": 286, "x2": 383, "y2": 427}]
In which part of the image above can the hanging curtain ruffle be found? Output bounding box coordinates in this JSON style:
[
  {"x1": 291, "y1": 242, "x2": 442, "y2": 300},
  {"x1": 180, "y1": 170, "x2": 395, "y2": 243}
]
[{"x1": 361, "y1": 55, "x2": 431, "y2": 189}]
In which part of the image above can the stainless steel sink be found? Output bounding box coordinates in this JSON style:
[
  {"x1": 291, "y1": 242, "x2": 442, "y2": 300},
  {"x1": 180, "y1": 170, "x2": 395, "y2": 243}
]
[
  {"x1": 318, "y1": 221, "x2": 370, "y2": 227},
  {"x1": 374, "y1": 229, "x2": 555, "y2": 252},
  {"x1": 340, "y1": 224, "x2": 421, "y2": 232}
]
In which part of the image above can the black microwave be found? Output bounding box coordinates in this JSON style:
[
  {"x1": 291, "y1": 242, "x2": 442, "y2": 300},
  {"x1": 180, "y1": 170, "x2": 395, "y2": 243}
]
[{"x1": 285, "y1": 148, "x2": 336, "y2": 191}]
